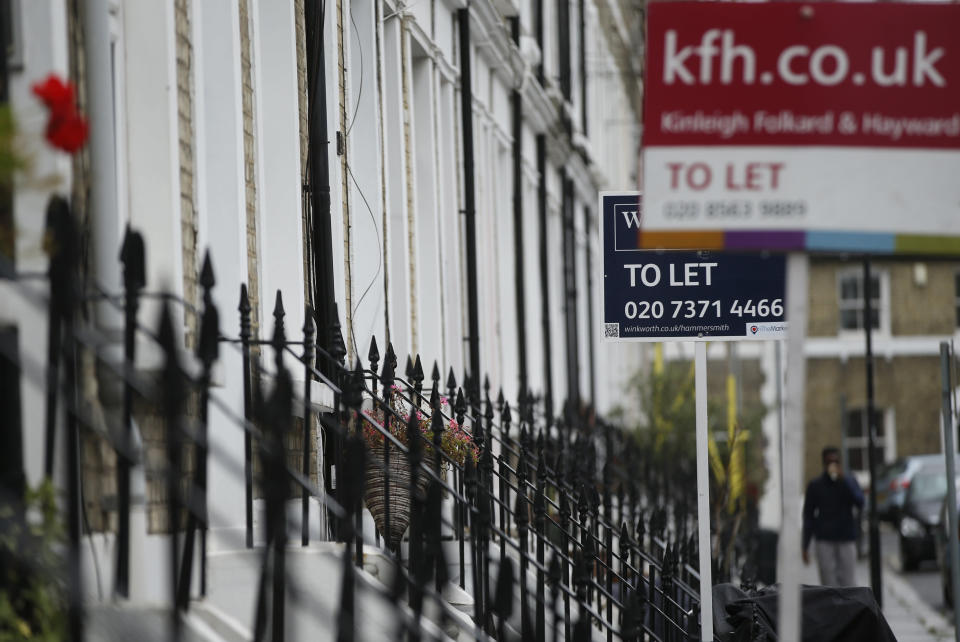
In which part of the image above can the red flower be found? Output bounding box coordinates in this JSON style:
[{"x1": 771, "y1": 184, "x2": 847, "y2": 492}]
[
  {"x1": 32, "y1": 75, "x2": 74, "y2": 115},
  {"x1": 31, "y1": 74, "x2": 88, "y2": 153},
  {"x1": 44, "y1": 112, "x2": 88, "y2": 153}
]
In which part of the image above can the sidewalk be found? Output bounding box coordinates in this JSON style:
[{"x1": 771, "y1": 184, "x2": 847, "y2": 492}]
[{"x1": 799, "y1": 551, "x2": 955, "y2": 641}]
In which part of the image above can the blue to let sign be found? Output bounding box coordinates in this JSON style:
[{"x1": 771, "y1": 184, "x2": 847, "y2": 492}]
[{"x1": 600, "y1": 192, "x2": 787, "y2": 341}]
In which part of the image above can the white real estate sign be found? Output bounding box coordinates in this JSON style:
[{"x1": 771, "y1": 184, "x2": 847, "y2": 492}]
[{"x1": 641, "y1": 2, "x2": 960, "y2": 256}]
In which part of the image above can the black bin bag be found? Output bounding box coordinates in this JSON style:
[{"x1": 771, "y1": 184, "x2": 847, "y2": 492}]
[{"x1": 712, "y1": 583, "x2": 897, "y2": 642}]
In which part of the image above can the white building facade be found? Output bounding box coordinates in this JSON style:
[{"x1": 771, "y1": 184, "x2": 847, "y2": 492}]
[{"x1": 3, "y1": 0, "x2": 646, "y2": 613}]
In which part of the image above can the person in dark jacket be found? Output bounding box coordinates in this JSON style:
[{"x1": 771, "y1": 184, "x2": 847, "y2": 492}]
[{"x1": 802, "y1": 446, "x2": 865, "y2": 586}]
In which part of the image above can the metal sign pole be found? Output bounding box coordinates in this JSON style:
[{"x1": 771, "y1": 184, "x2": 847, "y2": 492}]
[
  {"x1": 695, "y1": 341, "x2": 714, "y2": 641},
  {"x1": 863, "y1": 258, "x2": 883, "y2": 606},
  {"x1": 778, "y1": 253, "x2": 808, "y2": 642},
  {"x1": 940, "y1": 343, "x2": 960, "y2": 642}
]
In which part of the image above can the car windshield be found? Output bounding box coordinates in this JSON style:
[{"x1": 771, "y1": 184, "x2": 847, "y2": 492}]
[
  {"x1": 883, "y1": 461, "x2": 907, "y2": 478},
  {"x1": 911, "y1": 472, "x2": 948, "y2": 502}
]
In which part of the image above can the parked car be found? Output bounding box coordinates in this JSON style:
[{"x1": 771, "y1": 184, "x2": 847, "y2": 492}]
[
  {"x1": 876, "y1": 455, "x2": 943, "y2": 523},
  {"x1": 899, "y1": 463, "x2": 950, "y2": 571}
]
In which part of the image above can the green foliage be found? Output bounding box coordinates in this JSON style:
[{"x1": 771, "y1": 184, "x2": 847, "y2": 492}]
[
  {"x1": 616, "y1": 358, "x2": 769, "y2": 512},
  {"x1": 0, "y1": 480, "x2": 66, "y2": 641},
  {"x1": 0, "y1": 106, "x2": 25, "y2": 183}
]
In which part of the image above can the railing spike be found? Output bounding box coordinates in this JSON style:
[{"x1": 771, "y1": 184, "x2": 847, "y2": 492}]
[
  {"x1": 446, "y1": 367, "x2": 457, "y2": 393},
  {"x1": 330, "y1": 304, "x2": 346, "y2": 366},
  {"x1": 367, "y1": 335, "x2": 379, "y2": 366},
  {"x1": 238, "y1": 283, "x2": 251, "y2": 314},
  {"x1": 412, "y1": 354, "x2": 424, "y2": 383},
  {"x1": 343, "y1": 359, "x2": 364, "y2": 409},
  {"x1": 197, "y1": 291, "x2": 220, "y2": 367},
  {"x1": 272, "y1": 289, "x2": 285, "y2": 321},
  {"x1": 385, "y1": 341, "x2": 397, "y2": 369},
  {"x1": 199, "y1": 249, "x2": 215, "y2": 290},
  {"x1": 119, "y1": 225, "x2": 146, "y2": 290},
  {"x1": 430, "y1": 377, "x2": 440, "y2": 409},
  {"x1": 454, "y1": 388, "x2": 467, "y2": 423}
]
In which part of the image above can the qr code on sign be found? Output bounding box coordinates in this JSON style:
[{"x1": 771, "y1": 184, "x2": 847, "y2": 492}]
[{"x1": 604, "y1": 323, "x2": 619, "y2": 338}]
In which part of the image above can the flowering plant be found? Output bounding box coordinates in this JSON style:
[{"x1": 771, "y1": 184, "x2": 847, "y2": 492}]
[
  {"x1": 31, "y1": 74, "x2": 88, "y2": 153},
  {"x1": 361, "y1": 385, "x2": 478, "y2": 468}
]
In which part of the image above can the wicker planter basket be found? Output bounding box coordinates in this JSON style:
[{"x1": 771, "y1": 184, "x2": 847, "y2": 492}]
[{"x1": 364, "y1": 446, "x2": 430, "y2": 550}]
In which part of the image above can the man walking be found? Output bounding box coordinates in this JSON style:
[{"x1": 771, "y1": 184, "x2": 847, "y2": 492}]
[{"x1": 802, "y1": 446, "x2": 865, "y2": 586}]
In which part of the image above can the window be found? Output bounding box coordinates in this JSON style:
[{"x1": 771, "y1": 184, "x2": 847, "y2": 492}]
[
  {"x1": 844, "y1": 407, "x2": 886, "y2": 473},
  {"x1": 837, "y1": 270, "x2": 883, "y2": 332},
  {"x1": 3, "y1": 0, "x2": 22, "y2": 70}
]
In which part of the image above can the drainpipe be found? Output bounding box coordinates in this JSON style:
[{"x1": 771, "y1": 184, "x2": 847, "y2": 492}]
[
  {"x1": 561, "y1": 178, "x2": 579, "y2": 415},
  {"x1": 584, "y1": 205, "x2": 596, "y2": 404},
  {"x1": 306, "y1": 0, "x2": 335, "y2": 367},
  {"x1": 458, "y1": 7, "x2": 481, "y2": 403},
  {"x1": 557, "y1": 0, "x2": 579, "y2": 421},
  {"x1": 536, "y1": 136, "x2": 553, "y2": 424},
  {"x1": 510, "y1": 17, "x2": 528, "y2": 400},
  {"x1": 535, "y1": 0, "x2": 544, "y2": 85},
  {"x1": 558, "y1": 0, "x2": 571, "y2": 102},
  {"x1": 83, "y1": 0, "x2": 123, "y2": 345},
  {"x1": 578, "y1": 0, "x2": 587, "y2": 136}
]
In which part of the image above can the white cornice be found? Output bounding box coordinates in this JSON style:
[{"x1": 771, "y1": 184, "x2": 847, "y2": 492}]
[
  {"x1": 469, "y1": 1, "x2": 514, "y2": 83},
  {"x1": 520, "y1": 73, "x2": 556, "y2": 135},
  {"x1": 590, "y1": 0, "x2": 643, "y2": 119},
  {"x1": 805, "y1": 334, "x2": 960, "y2": 361}
]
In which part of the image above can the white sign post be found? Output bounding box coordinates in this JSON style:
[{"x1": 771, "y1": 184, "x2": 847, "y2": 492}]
[{"x1": 694, "y1": 342, "x2": 713, "y2": 642}]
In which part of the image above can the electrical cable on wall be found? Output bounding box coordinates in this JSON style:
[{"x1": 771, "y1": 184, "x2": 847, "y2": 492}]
[{"x1": 343, "y1": 2, "x2": 384, "y2": 364}]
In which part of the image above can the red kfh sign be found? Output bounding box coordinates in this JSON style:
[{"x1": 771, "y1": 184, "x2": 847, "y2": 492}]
[{"x1": 641, "y1": 2, "x2": 960, "y2": 256}]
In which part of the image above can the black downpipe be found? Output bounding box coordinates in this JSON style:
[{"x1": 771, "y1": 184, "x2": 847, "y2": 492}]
[
  {"x1": 305, "y1": 0, "x2": 339, "y2": 538},
  {"x1": 578, "y1": 0, "x2": 588, "y2": 136},
  {"x1": 458, "y1": 8, "x2": 482, "y2": 402},
  {"x1": 306, "y1": 0, "x2": 335, "y2": 362},
  {"x1": 584, "y1": 206, "x2": 596, "y2": 404},
  {"x1": 535, "y1": 0, "x2": 545, "y2": 84},
  {"x1": 536, "y1": 136, "x2": 553, "y2": 423},
  {"x1": 0, "y1": 0, "x2": 11, "y2": 272},
  {"x1": 561, "y1": 179, "x2": 579, "y2": 415},
  {"x1": 558, "y1": 0, "x2": 572, "y2": 102},
  {"x1": 558, "y1": 0, "x2": 578, "y2": 418},
  {"x1": 510, "y1": 17, "x2": 528, "y2": 398},
  {"x1": 864, "y1": 258, "x2": 883, "y2": 605}
]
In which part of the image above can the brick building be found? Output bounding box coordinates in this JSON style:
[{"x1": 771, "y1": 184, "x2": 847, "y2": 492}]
[{"x1": 803, "y1": 258, "x2": 960, "y2": 485}]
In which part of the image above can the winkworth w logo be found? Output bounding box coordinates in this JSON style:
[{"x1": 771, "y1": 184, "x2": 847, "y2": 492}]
[{"x1": 613, "y1": 198, "x2": 644, "y2": 251}]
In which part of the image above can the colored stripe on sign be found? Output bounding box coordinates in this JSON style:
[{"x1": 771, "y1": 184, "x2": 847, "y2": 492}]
[
  {"x1": 726, "y1": 230, "x2": 805, "y2": 251},
  {"x1": 806, "y1": 231, "x2": 895, "y2": 253},
  {"x1": 896, "y1": 234, "x2": 960, "y2": 255},
  {"x1": 634, "y1": 229, "x2": 960, "y2": 255},
  {"x1": 638, "y1": 230, "x2": 725, "y2": 249}
]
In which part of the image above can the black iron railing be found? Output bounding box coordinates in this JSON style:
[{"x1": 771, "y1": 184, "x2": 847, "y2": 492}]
[{"x1": 0, "y1": 196, "x2": 719, "y2": 641}]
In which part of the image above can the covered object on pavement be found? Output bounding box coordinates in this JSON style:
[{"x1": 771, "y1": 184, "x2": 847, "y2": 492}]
[{"x1": 712, "y1": 583, "x2": 897, "y2": 641}]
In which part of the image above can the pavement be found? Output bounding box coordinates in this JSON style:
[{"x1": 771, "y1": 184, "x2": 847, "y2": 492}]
[{"x1": 801, "y1": 543, "x2": 957, "y2": 642}]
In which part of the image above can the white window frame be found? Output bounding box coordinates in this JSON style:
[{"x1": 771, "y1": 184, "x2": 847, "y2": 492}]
[
  {"x1": 836, "y1": 267, "x2": 890, "y2": 337},
  {"x1": 843, "y1": 406, "x2": 896, "y2": 473}
]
